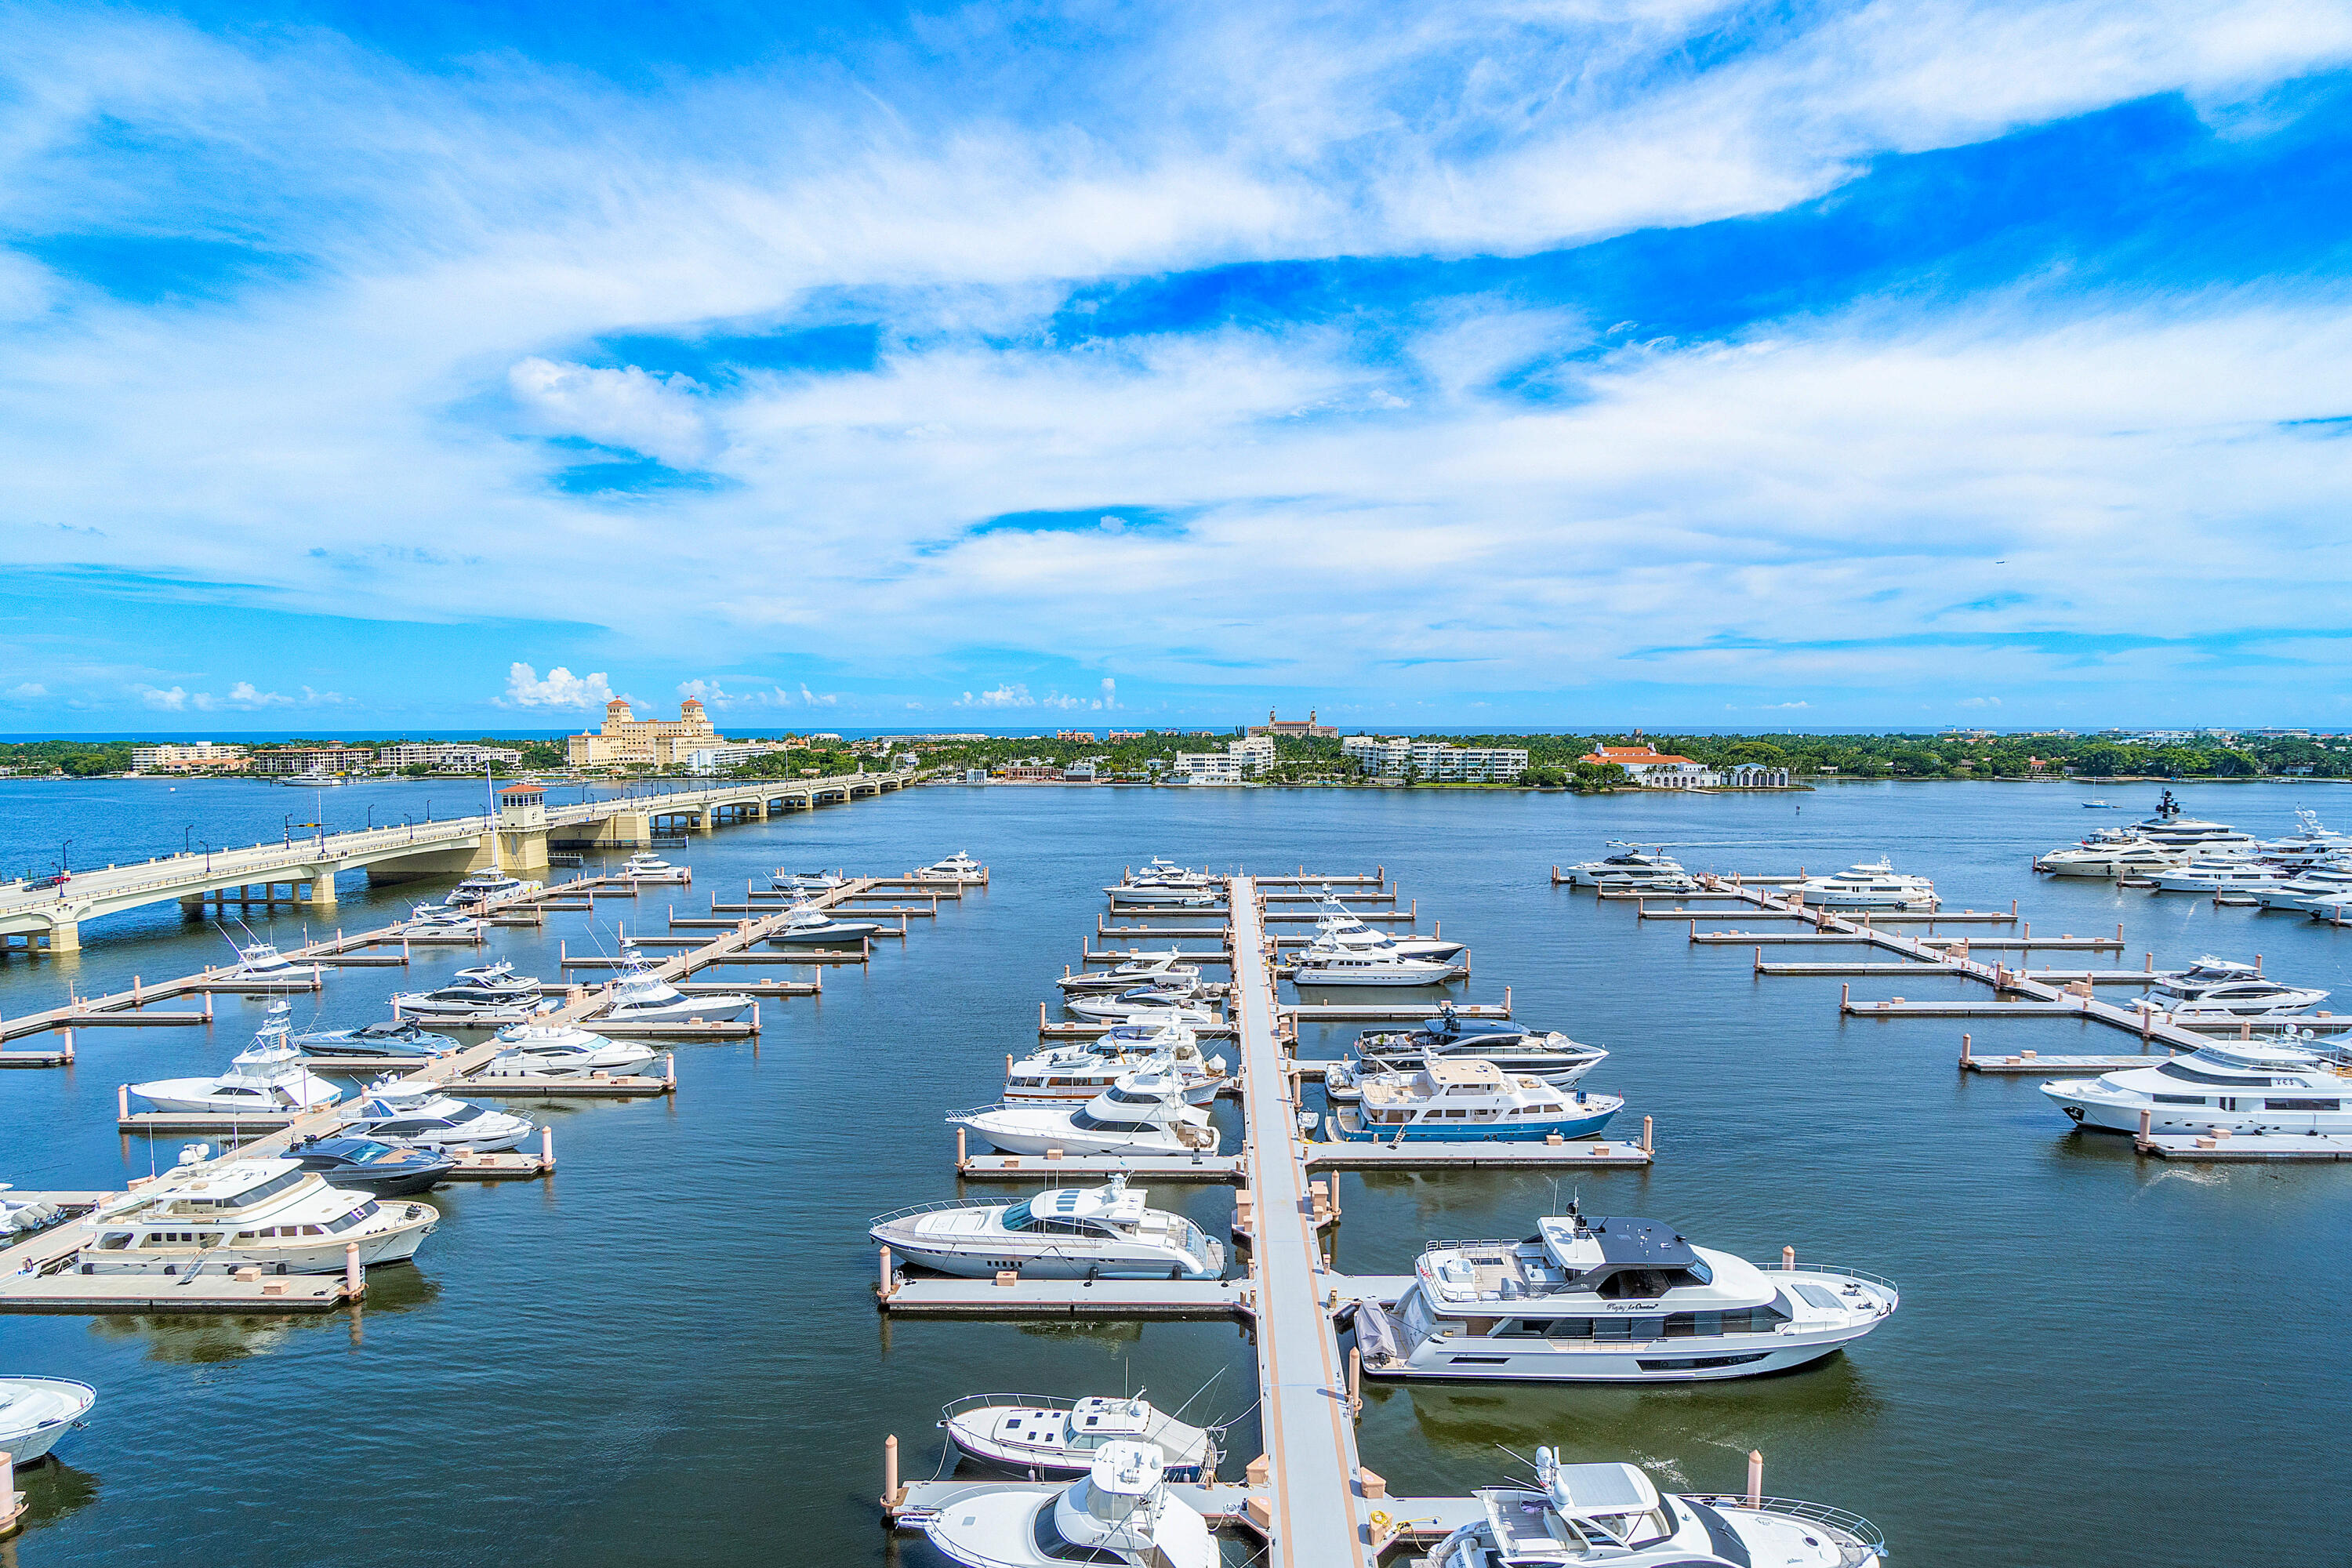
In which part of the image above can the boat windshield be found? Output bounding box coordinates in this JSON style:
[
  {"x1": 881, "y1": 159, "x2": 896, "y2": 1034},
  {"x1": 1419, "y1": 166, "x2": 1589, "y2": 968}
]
[
  {"x1": 1000, "y1": 1200, "x2": 1037, "y2": 1232},
  {"x1": 1032, "y1": 1499, "x2": 1123, "y2": 1563}
]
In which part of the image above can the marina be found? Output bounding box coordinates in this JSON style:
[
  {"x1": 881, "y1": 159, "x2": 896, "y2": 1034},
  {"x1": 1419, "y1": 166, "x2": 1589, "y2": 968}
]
[{"x1": 4, "y1": 778, "x2": 2350, "y2": 1565}]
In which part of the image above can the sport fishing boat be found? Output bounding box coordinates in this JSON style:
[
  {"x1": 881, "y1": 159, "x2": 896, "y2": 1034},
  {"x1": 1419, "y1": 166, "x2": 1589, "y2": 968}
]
[
  {"x1": 1065, "y1": 987, "x2": 1220, "y2": 1025},
  {"x1": 1330, "y1": 1060, "x2": 1621, "y2": 1142},
  {"x1": 918, "y1": 1441, "x2": 1217, "y2": 1568},
  {"x1": 940, "y1": 1393, "x2": 1219, "y2": 1481},
  {"x1": 1326, "y1": 1012, "x2": 1608, "y2": 1102},
  {"x1": 870, "y1": 1175, "x2": 1225, "y2": 1279},
  {"x1": 223, "y1": 938, "x2": 306, "y2": 980},
  {"x1": 1056, "y1": 953, "x2": 1204, "y2": 995},
  {"x1": 390, "y1": 960, "x2": 544, "y2": 1020},
  {"x1": 1424, "y1": 1446, "x2": 1886, "y2": 1567},
  {"x1": 1559, "y1": 845, "x2": 1690, "y2": 889},
  {"x1": 1006, "y1": 1033, "x2": 1229, "y2": 1105},
  {"x1": 618, "y1": 851, "x2": 689, "y2": 883},
  {"x1": 1353, "y1": 1200, "x2": 1899, "y2": 1383},
  {"x1": 1290, "y1": 948, "x2": 1462, "y2": 986},
  {"x1": 593, "y1": 944, "x2": 753, "y2": 1022},
  {"x1": 0, "y1": 1377, "x2": 98, "y2": 1465},
  {"x1": 480, "y1": 1022, "x2": 658, "y2": 1077},
  {"x1": 951, "y1": 1068, "x2": 1221, "y2": 1156},
  {"x1": 293, "y1": 1018, "x2": 462, "y2": 1062},
  {"x1": 132, "y1": 1007, "x2": 344, "y2": 1115},
  {"x1": 764, "y1": 905, "x2": 891, "y2": 946},
  {"x1": 2042, "y1": 1040, "x2": 2352, "y2": 1134},
  {"x1": 339, "y1": 1074, "x2": 536, "y2": 1152},
  {"x1": 1788, "y1": 859, "x2": 1938, "y2": 910},
  {"x1": 67, "y1": 1156, "x2": 437, "y2": 1276},
  {"x1": 281, "y1": 1134, "x2": 456, "y2": 1197}
]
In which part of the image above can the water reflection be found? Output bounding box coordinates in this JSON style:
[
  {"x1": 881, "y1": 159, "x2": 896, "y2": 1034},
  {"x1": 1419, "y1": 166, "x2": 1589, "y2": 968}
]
[{"x1": 79, "y1": 1268, "x2": 437, "y2": 1363}]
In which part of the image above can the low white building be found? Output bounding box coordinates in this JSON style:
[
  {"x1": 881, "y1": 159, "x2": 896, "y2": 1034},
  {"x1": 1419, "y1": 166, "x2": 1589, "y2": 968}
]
[
  {"x1": 1580, "y1": 745, "x2": 1722, "y2": 789},
  {"x1": 1173, "y1": 752, "x2": 1244, "y2": 783},
  {"x1": 1343, "y1": 735, "x2": 1527, "y2": 781},
  {"x1": 129, "y1": 741, "x2": 248, "y2": 772},
  {"x1": 379, "y1": 742, "x2": 524, "y2": 771},
  {"x1": 681, "y1": 743, "x2": 790, "y2": 775},
  {"x1": 1724, "y1": 763, "x2": 1791, "y2": 788},
  {"x1": 1342, "y1": 735, "x2": 1414, "y2": 775},
  {"x1": 1228, "y1": 736, "x2": 1277, "y2": 775}
]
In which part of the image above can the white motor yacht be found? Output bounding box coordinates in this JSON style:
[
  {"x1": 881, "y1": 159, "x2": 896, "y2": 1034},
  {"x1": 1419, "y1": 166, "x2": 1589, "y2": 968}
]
[
  {"x1": 1304, "y1": 906, "x2": 1467, "y2": 962},
  {"x1": 772, "y1": 869, "x2": 850, "y2": 893},
  {"x1": 480, "y1": 1023, "x2": 658, "y2": 1077},
  {"x1": 2147, "y1": 855, "x2": 2285, "y2": 895},
  {"x1": 70, "y1": 1156, "x2": 436, "y2": 1276},
  {"x1": 941, "y1": 1393, "x2": 1218, "y2": 1481},
  {"x1": 1006, "y1": 1034, "x2": 1229, "y2": 1105},
  {"x1": 1064, "y1": 988, "x2": 1220, "y2": 1025},
  {"x1": 618, "y1": 851, "x2": 690, "y2": 884},
  {"x1": 1327, "y1": 1014, "x2": 1608, "y2": 1101},
  {"x1": 2252, "y1": 865, "x2": 2352, "y2": 911},
  {"x1": 1330, "y1": 1060, "x2": 1621, "y2": 1143},
  {"x1": 765, "y1": 905, "x2": 891, "y2": 946},
  {"x1": 920, "y1": 1441, "x2": 1217, "y2": 1568},
  {"x1": 1355, "y1": 1200, "x2": 1898, "y2": 1382},
  {"x1": 2133, "y1": 967, "x2": 2328, "y2": 1018},
  {"x1": 0, "y1": 1377, "x2": 98, "y2": 1465},
  {"x1": 870, "y1": 1176, "x2": 1225, "y2": 1279},
  {"x1": 448, "y1": 870, "x2": 539, "y2": 906},
  {"x1": 1057, "y1": 953, "x2": 1204, "y2": 995},
  {"x1": 401, "y1": 902, "x2": 485, "y2": 938},
  {"x1": 1789, "y1": 859, "x2": 1938, "y2": 910},
  {"x1": 1290, "y1": 949, "x2": 1462, "y2": 986},
  {"x1": 917, "y1": 851, "x2": 988, "y2": 883},
  {"x1": 1427, "y1": 1446, "x2": 1886, "y2": 1568},
  {"x1": 1102, "y1": 862, "x2": 1221, "y2": 905},
  {"x1": 390, "y1": 960, "x2": 544, "y2": 1020},
  {"x1": 132, "y1": 1007, "x2": 343, "y2": 1115},
  {"x1": 2256, "y1": 809, "x2": 2352, "y2": 867},
  {"x1": 293, "y1": 1018, "x2": 462, "y2": 1061},
  {"x1": 2044, "y1": 1040, "x2": 2352, "y2": 1134},
  {"x1": 2033, "y1": 840, "x2": 2185, "y2": 877},
  {"x1": 593, "y1": 944, "x2": 753, "y2": 1023},
  {"x1": 339, "y1": 1074, "x2": 536, "y2": 1152},
  {"x1": 952, "y1": 1068, "x2": 1221, "y2": 1156},
  {"x1": 1560, "y1": 844, "x2": 1689, "y2": 888}
]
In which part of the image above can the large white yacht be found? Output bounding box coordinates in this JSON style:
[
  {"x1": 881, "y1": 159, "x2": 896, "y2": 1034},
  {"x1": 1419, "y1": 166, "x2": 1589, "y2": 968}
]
[
  {"x1": 1064, "y1": 988, "x2": 1220, "y2": 1025},
  {"x1": 951, "y1": 1068, "x2": 1220, "y2": 1156},
  {"x1": 1304, "y1": 905, "x2": 1467, "y2": 962},
  {"x1": 0, "y1": 1377, "x2": 98, "y2": 1465},
  {"x1": 870, "y1": 1176, "x2": 1225, "y2": 1279},
  {"x1": 594, "y1": 944, "x2": 753, "y2": 1022},
  {"x1": 1056, "y1": 953, "x2": 1204, "y2": 995},
  {"x1": 1789, "y1": 860, "x2": 1937, "y2": 910},
  {"x1": 2252, "y1": 864, "x2": 2352, "y2": 911},
  {"x1": 448, "y1": 869, "x2": 539, "y2": 906},
  {"x1": 132, "y1": 1007, "x2": 344, "y2": 1115},
  {"x1": 1354, "y1": 1201, "x2": 1897, "y2": 1382},
  {"x1": 617, "y1": 851, "x2": 690, "y2": 884},
  {"x1": 2133, "y1": 964, "x2": 2328, "y2": 1018},
  {"x1": 1327, "y1": 1014, "x2": 1608, "y2": 1100},
  {"x1": 339, "y1": 1074, "x2": 536, "y2": 1152},
  {"x1": 69, "y1": 1157, "x2": 436, "y2": 1276},
  {"x1": 2256, "y1": 809, "x2": 2352, "y2": 866},
  {"x1": 919, "y1": 1441, "x2": 1216, "y2": 1568},
  {"x1": 2147, "y1": 855, "x2": 2286, "y2": 895},
  {"x1": 2033, "y1": 840, "x2": 2185, "y2": 877},
  {"x1": 1560, "y1": 845, "x2": 1690, "y2": 889},
  {"x1": 2044, "y1": 1040, "x2": 2352, "y2": 1134},
  {"x1": 1330, "y1": 1059, "x2": 1621, "y2": 1143},
  {"x1": 916, "y1": 851, "x2": 988, "y2": 883},
  {"x1": 390, "y1": 960, "x2": 543, "y2": 1020},
  {"x1": 1005, "y1": 1034, "x2": 1228, "y2": 1105},
  {"x1": 480, "y1": 1022, "x2": 658, "y2": 1077},
  {"x1": 1291, "y1": 947, "x2": 1463, "y2": 986},
  {"x1": 1427, "y1": 1446, "x2": 1886, "y2": 1568},
  {"x1": 940, "y1": 1393, "x2": 1218, "y2": 1481},
  {"x1": 1102, "y1": 862, "x2": 1221, "y2": 905}
]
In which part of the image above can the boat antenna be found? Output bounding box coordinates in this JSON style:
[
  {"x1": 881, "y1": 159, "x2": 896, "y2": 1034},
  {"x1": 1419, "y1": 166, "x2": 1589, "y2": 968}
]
[
  {"x1": 1494, "y1": 1442, "x2": 1543, "y2": 1483},
  {"x1": 1168, "y1": 1366, "x2": 1228, "y2": 1421}
]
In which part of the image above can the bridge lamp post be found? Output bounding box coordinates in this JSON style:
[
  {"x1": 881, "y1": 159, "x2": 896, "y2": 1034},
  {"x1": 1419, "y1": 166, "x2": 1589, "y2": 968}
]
[{"x1": 284, "y1": 815, "x2": 293, "y2": 847}]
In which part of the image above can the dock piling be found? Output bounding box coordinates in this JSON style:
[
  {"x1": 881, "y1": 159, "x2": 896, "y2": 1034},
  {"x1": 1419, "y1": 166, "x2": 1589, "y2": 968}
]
[
  {"x1": 877, "y1": 1246, "x2": 895, "y2": 1299},
  {"x1": 1641, "y1": 1115, "x2": 1653, "y2": 1153},
  {"x1": 1747, "y1": 1451, "x2": 1763, "y2": 1510},
  {"x1": 540, "y1": 1125, "x2": 555, "y2": 1172},
  {"x1": 884, "y1": 1434, "x2": 902, "y2": 1508},
  {"x1": 2136, "y1": 1109, "x2": 2152, "y2": 1150},
  {"x1": 1781, "y1": 1244, "x2": 1795, "y2": 1269},
  {"x1": 343, "y1": 1242, "x2": 362, "y2": 1299},
  {"x1": 1348, "y1": 1345, "x2": 1362, "y2": 1415},
  {"x1": 1960, "y1": 1033, "x2": 1973, "y2": 1066},
  {"x1": 118, "y1": 1083, "x2": 128, "y2": 1120}
]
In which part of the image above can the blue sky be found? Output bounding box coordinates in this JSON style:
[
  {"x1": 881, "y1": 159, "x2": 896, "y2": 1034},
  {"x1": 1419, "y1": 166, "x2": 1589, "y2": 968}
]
[{"x1": 3, "y1": 1, "x2": 2350, "y2": 735}]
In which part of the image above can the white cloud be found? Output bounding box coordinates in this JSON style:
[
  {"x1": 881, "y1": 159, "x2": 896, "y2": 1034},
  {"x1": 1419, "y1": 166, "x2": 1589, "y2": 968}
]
[
  {"x1": 510, "y1": 358, "x2": 716, "y2": 470},
  {"x1": 226, "y1": 681, "x2": 292, "y2": 707},
  {"x1": 1101, "y1": 677, "x2": 1118, "y2": 709},
  {"x1": 1958, "y1": 696, "x2": 2003, "y2": 707},
  {"x1": 299, "y1": 686, "x2": 350, "y2": 705},
  {"x1": 958, "y1": 684, "x2": 1034, "y2": 708},
  {"x1": 134, "y1": 684, "x2": 189, "y2": 710},
  {"x1": 6, "y1": 683, "x2": 47, "y2": 699},
  {"x1": 800, "y1": 684, "x2": 837, "y2": 706},
  {"x1": 502, "y1": 662, "x2": 615, "y2": 708}
]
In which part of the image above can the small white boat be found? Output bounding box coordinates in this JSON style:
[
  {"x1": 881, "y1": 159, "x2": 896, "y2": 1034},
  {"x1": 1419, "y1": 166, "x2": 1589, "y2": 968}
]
[
  {"x1": 0, "y1": 1185, "x2": 64, "y2": 1236},
  {"x1": 70, "y1": 1156, "x2": 436, "y2": 1276},
  {"x1": 941, "y1": 1393, "x2": 1218, "y2": 1480},
  {"x1": 1789, "y1": 858, "x2": 1937, "y2": 909},
  {"x1": 1065, "y1": 986, "x2": 1218, "y2": 1025},
  {"x1": 1356, "y1": 1199, "x2": 1897, "y2": 1382},
  {"x1": 1426, "y1": 1446, "x2": 1886, "y2": 1567},
  {"x1": 132, "y1": 1007, "x2": 343, "y2": 1114},
  {"x1": 339, "y1": 1074, "x2": 536, "y2": 1152},
  {"x1": 765, "y1": 905, "x2": 891, "y2": 946},
  {"x1": 2082, "y1": 798, "x2": 2113, "y2": 808},
  {"x1": 870, "y1": 1175, "x2": 1225, "y2": 1279},
  {"x1": 292, "y1": 1018, "x2": 462, "y2": 1061},
  {"x1": 618, "y1": 851, "x2": 690, "y2": 884},
  {"x1": 921, "y1": 1441, "x2": 1217, "y2": 1568},
  {"x1": 481, "y1": 1023, "x2": 658, "y2": 1077},
  {"x1": 952, "y1": 1067, "x2": 1221, "y2": 1156},
  {"x1": 223, "y1": 938, "x2": 306, "y2": 980},
  {"x1": 1102, "y1": 861, "x2": 1221, "y2": 906},
  {"x1": 401, "y1": 902, "x2": 485, "y2": 938},
  {"x1": 2148, "y1": 855, "x2": 2285, "y2": 895},
  {"x1": 0, "y1": 1377, "x2": 97, "y2": 1465}
]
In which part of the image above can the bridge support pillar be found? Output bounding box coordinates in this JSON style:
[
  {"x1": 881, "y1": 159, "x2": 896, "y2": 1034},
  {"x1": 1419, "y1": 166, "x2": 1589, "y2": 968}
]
[
  {"x1": 303, "y1": 872, "x2": 339, "y2": 909},
  {"x1": 180, "y1": 896, "x2": 205, "y2": 918},
  {"x1": 42, "y1": 920, "x2": 79, "y2": 954}
]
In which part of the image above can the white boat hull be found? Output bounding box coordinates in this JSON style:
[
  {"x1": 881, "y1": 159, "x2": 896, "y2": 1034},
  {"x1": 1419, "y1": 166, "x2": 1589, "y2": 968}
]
[
  {"x1": 953, "y1": 1113, "x2": 1218, "y2": 1158},
  {"x1": 2046, "y1": 1083, "x2": 2352, "y2": 1137},
  {"x1": 1291, "y1": 967, "x2": 1459, "y2": 987},
  {"x1": 597, "y1": 996, "x2": 752, "y2": 1023},
  {"x1": 0, "y1": 1378, "x2": 96, "y2": 1464},
  {"x1": 878, "y1": 1234, "x2": 1223, "y2": 1280},
  {"x1": 75, "y1": 1203, "x2": 437, "y2": 1276}
]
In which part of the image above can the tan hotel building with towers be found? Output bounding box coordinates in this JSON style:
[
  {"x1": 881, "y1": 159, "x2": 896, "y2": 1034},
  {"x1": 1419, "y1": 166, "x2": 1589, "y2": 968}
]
[{"x1": 565, "y1": 697, "x2": 728, "y2": 769}]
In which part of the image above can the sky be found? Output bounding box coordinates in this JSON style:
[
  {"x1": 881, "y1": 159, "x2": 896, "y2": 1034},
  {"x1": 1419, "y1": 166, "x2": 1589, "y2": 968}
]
[{"x1": 2, "y1": 0, "x2": 2350, "y2": 735}]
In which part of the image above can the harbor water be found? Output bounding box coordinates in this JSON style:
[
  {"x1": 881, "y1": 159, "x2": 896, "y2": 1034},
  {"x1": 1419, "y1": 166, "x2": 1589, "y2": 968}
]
[{"x1": 3, "y1": 776, "x2": 2350, "y2": 1566}]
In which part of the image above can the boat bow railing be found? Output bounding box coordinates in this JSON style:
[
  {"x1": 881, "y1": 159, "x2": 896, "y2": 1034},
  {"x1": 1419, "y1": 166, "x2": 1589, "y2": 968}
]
[
  {"x1": 1773, "y1": 1260, "x2": 1900, "y2": 1293},
  {"x1": 1685, "y1": 1495, "x2": 1886, "y2": 1553},
  {"x1": 869, "y1": 1196, "x2": 1004, "y2": 1226}
]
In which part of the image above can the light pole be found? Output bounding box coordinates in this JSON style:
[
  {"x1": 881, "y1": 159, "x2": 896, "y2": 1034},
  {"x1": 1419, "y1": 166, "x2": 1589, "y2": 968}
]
[
  {"x1": 284, "y1": 815, "x2": 293, "y2": 846},
  {"x1": 198, "y1": 837, "x2": 210, "y2": 876}
]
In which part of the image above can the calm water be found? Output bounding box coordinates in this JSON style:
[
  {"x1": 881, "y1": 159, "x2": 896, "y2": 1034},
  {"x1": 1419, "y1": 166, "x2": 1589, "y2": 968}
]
[{"x1": 3, "y1": 776, "x2": 2350, "y2": 1567}]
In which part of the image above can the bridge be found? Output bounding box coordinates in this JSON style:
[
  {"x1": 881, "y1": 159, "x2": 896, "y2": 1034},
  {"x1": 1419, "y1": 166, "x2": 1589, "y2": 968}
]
[{"x1": 0, "y1": 768, "x2": 915, "y2": 954}]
